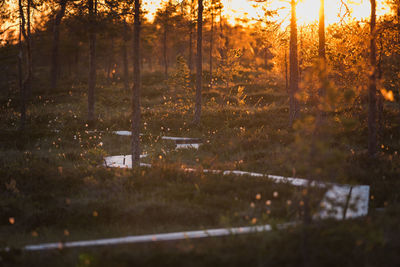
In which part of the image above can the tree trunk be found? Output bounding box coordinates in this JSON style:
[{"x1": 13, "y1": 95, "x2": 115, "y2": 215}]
[
  {"x1": 189, "y1": 26, "x2": 193, "y2": 75},
  {"x1": 88, "y1": 0, "x2": 97, "y2": 124},
  {"x1": 163, "y1": 25, "x2": 168, "y2": 78},
  {"x1": 397, "y1": 4, "x2": 400, "y2": 128},
  {"x1": 18, "y1": 3, "x2": 25, "y2": 131},
  {"x1": 314, "y1": 0, "x2": 326, "y2": 131},
  {"x1": 209, "y1": 11, "x2": 214, "y2": 87},
  {"x1": 26, "y1": 0, "x2": 32, "y2": 98},
  {"x1": 377, "y1": 36, "x2": 384, "y2": 139},
  {"x1": 219, "y1": 7, "x2": 225, "y2": 62},
  {"x1": 299, "y1": 26, "x2": 303, "y2": 80},
  {"x1": 318, "y1": 0, "x2": 326, "y2": 96},
  {"x1": 131, "y1": 0, "x2": 141, "y2": 166},
  {"x1": 193, "y1": 0, "x2": 203, "y2": 125},
  {"x1": 50, "y1": 0, "x2": 67, "y2": 92},
  {"x1": 289, "y1": 0, "x2": 299, "y2": 126},
  {"x1": 368, "y1": 0, "x2": 377, "y2": 157},
  {"x1": 122, "y1": 18, "x2": 129, "y2": 91},
  {"x1": 285, "y1": 47, "x2": 288, "y2": 94},
  {"x1": 18, "y1": 0, "x2": 31, "y2": 131},
  {"x1": 188, "y1": 0, "x2": 194, "y2": 75}
]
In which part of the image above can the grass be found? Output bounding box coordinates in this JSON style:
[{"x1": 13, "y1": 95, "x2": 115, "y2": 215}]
[{"x1": 1, "y1": 70, "x2": 400, "y2": 266}]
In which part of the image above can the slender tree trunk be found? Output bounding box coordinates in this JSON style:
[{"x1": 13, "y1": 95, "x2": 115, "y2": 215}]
[
  {"x1": 219, "y1": 8, "x2": 223, "y2": 41},
  {"x1": 189, "y1": 26, "x2": 193, "y2": 75},
  {"x1": 209, "y1": 11, "x2": 214, "y2": 87},
  {"x1": 289, "y1": 0, "x2": 299, "y2": 126},
  {"x1": 26, "y1": 0, "x2": 32, "y2": 98},
  {"x1": 193, "y1": 0, "x2": 203, "y2": 125},
  {"x1": 18, "y1": 5, "x2": 25, "y2": 131},
  {"x1": 122, "y1": 18, "x2": 129, "y2": 91},
  {"x1": 18, "y1": 0, "x2": 31, "y2": 131},
  {"x1": 188, "y1": 0, "x2": 194, "y2": 75},
  {"x1": 219, "y1": 8, "x2": 225, "y2": 62},
  {"x1": 368, "y1": 0, "x2": 377, "y2": 157},
  {"x1": 88, "y1": 0, "x2": 97, "y2": 124},
  {"x1": 285, "y1": 47, "x2": 288, "y2": 93},
  {"x1": 377, "y1": 37, "x2": 384, "y2": 139},
  {"x1": 397, "y1": 4, "x2": 400, "y2": 128},
  {"x1": 314, "y1": 0, "x2": 326, "y2": 131},
  {"x1": 131, "y1": 0, "x2": 141, "y2": 166},
  {"x1": 50, "y1": 0, "x2": 67, "y2": 92},
  {"x1": 299, "y1": 26, "x2": 303, "y2": 80},
  {"x1": 163, "y1": 25, "x2": 168, "y2": 78},
  {"x1": 318, "y1": 0, "x2": 326, "y2": 96}
]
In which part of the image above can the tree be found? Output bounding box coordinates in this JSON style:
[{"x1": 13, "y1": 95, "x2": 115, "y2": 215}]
[
  {"x1": 207, "y1": 0, "x2": 222, "y2": 88},
  {"x1": 18, "y1": 0, "x2": 32, "y2": 131},
  {"x1": 103, "y1": 0, "x2": 133, "y2": 90},
  {"x1": 88, "y1": 0, "x2": 97, "y2": 124},
  {"x1": 188, "y1": 0, "x2": 195, "y2": 75},
  {"x1": 317, "y1": 0, "x2": 326, "y2": 124},
  {"x1": 122, "y1": 18, "x2": 130, "y2": 91},
  {"x1": 318, "y1": 0, "x2": 325, "y2": 83},
  {"x1": 193, "y1": 0, "x2": 203, "y2": 125},
  {"x1": 368, "y1": 0, "x2": 377, "y2": 157},
  {"x1": 50, "y1": 0, "x2": 68, "y2": 92},
  {"x1": 154, "y1": 1, "x2": 178, "y2": 78},
  {"x1": 131, "y1": 0, "x2": 141, "y2": 166},
  {"x1": 289, "y1": 0, "x2": 299, "y2": 126}
]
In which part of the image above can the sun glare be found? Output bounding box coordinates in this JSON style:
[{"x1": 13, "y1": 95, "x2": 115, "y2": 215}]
[
  {"x1": 143, "y1": 0, "x2": 390, "y2": 27},
  {"x1": 294, "y1": 0, "x2": 389, "y2": 26},
  {"x1": 0, "y1": 0, "x2": 392, "y2": 44}
]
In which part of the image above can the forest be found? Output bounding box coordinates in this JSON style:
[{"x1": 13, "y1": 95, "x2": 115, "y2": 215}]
[{"x1": 0, "y1": 0, "x2": 400, "y2": 266}]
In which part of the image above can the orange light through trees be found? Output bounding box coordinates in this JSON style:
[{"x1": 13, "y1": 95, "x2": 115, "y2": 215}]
[{"x1": 143, "y1": 0, "x2": 390, "y2": 27}]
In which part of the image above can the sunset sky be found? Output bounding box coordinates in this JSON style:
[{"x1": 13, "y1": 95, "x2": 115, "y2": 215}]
[
  {"x1": 143, "y1": 0, "x2": 390, "y2": 27},
  {"x1": 0, "y1": 0, "x2": 392, "y2": 43}
]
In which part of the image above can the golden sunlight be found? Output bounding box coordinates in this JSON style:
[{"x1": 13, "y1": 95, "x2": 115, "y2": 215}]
[
  {"x1": 294, "y1": 0, "x2": 389, "y2": 25},
  {"x1": 143, "y1": 0, "x2": 390, "y2": 27}
]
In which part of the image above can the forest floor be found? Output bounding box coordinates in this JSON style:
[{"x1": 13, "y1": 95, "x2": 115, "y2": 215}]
[{"x1": 1, "y1": 72, "x2": 400, "y2": 266}]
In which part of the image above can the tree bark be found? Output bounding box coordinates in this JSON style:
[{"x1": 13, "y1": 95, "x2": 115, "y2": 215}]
[
  {"x1": 368, "y1": 0, "x2": 377, "y2": 157},
  {"x1": 122, "y1": 18, "x2": 129, "y2": 91},
  {"x1": 26, "y1": 0, "x2": 32, "y2": 98},
  {"x1": 318, "y1": 0, "x2": 326, "y2": 96},
  {"x1": 315, "y1": 0, "x2": 326, "y2": 131},
  {"x1": 285, "y1": 47, "x2": 288, "y2": 94},
  {"x1": 289, "y1": 0, "x2": 299, "y2": 126},
  {"x1": 50, "y1": 0, "x2": 67, "y2": 92},
  {"x1": 131, "y1": 0, "x2": 141, "y2": 166},
  {"x1": 209, "y1": 11, "x2": 214, "y2": 87},
  {"x1": 189, "y1": 25, "x2": 193, "y2": 75},
  {"x1": 377, "y1": 36, "x2": 384, "y2": 140},
  {"x1": 188, "y1": 0, "x2": 194, "y2": 75},
  {"x1": 299, "y1": 26, "x2": 303, "y2": 80},
  {"x1": 88, "y1": 0, "x2": 97, "y2": 124},
  {"x1": 218, "y1": 7, "x2": 226, "y2": 62},
  {"x1": 163, "y1": 24, "x2": 168, "y2": 78},
  {"x1": 18, "y1": 2, "x2": 25, "y2": 131},
  {"x1": 18, "y1": 0, "x2": 31, "y2": 131},
  {"x1": 193, "y1": 0, "x2": 203, "y2": 125}
]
